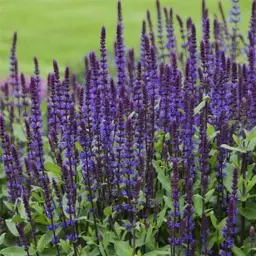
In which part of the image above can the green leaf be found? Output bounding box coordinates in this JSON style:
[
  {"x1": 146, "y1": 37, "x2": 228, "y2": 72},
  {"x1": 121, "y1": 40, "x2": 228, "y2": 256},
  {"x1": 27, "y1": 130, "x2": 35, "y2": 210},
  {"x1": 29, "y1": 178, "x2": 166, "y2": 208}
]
[
  {"x1": 0, "y1": 246, "x2": 26, "y2": 256},
  {"x1": 13, "y1": 123, "x2": 27, "y2": 142},
  {"x1": 41, "y1": 100, "x2": 48, "y2": 114},
  {"x1": 207, "y1": 123, "x2": 220, "y2": 141},
  {"x1": 136, "y1": 249, "x2": 142, "y2": 256},
  {"x1": 31, "y1": 192, "x2": 43, "y2": 202},
  {"x1": 208, "y1": 211, "x2": 217, "y2": 228},
  {"x1": 62, "y1": 193, "x2": 69, "y2": 218},
  {"x1": 231, "y1": 246, "x2": 246, "y2": 256},
  {"x1": 0, "y1": 233, "x2": 6, "y2": 245},
  {"x1": 217, "y1": 217, "x2": 227, "y2": 228},
  {"x1": 28, "y1": 245, "x2": 38, "y2": 255},
  {"x1": 114, "y1": 222, "x2": 122, "y2": 237},
  {"x1": 75, "y1": 141, "x2": 84, "y2": 152},
  {"x1": 221, "y1": 144, "x2": 246, "y2": 153},
  {"x1": 247, "y1": 175, "x2": 256, "y2": 192},
  {"x1": 4, "y1": 201, "x2": 14, "y2": 211},
  {"x1": 99, "y1": 243, "x2": 108, "y2": 256},
  {"x1": 152, "y1": 160, "x2": 170, "y2": 193},
  {"x1": 36, "y1": 248, "x2": 58, "y2": 256},
  {"x1": 77, "y1": 216, "x2": 88, "y2": 221},
  {"x1": 215, "y1": 218, "x2": 226, "y2": 245},
  {"x1": 59, "y1": 239, "x2": 71, "y2": 252},
  {"x1": 144, "y1": 251, "x2": 170, "y2": 256},
  {"x1": 193, "y1": 194, "x2": 203, "y2": 216},
  {"x1": 31, "y1": 202, "x2": 44, "y2": 214},
  {"x1": 44, "y1": 162, "x2": 61, "y2": 177},
  {"x1": 37, "y1": 231, "x2": 53, "y2": 251},
  {"x1": 12, "y1": 214, "x2": 24, "y2": 223},
  {"x1": 79, "y1": 247, "x2": 89, "y2": 256},
  {"x1": 205, "y1": 189, "x2": 215, "y2": 203},
  {"x1": 248, "y1": 138, "x2": 256, "y2": 151},
  {"x1": 88, "y1": 247, "x2": 100, "y2": 256},
  {"x1": 238, "y1": 202, "x2": 256, "y2": 220},
  {"x1": 156, "y1": 207, "x2": 166, "y2": 228},
  {"x1": 0, "y1": 185, "x2": 8, "y2": 199},
  {"x1": 244, "y1": 128, "x2": 256, "y2": 140},
  {"x1": 232, "y1": 134, "x2": 241, "y2": 146},
  {"x1": 194, "y1": 100, "x2": 205, "y2": 115},
  {"x1": 223, "y1": 164, "x2": 235, "y2": 193},
  {"x1": 42, "y1": 136, "x2": 49, "y2": 153},
  {"x1": 133, "y1": 227, "x2": 146, "y2": 248},
  {"x1": 208, "y1": 233, "x2": 217, "y2": 249},
  {"x1": 80, "y1": 236, "x2": 95, "y2": 244},
  {"x1": 194, "y1": 95, "x2": 211, "y2": 116},
  {"x1": 144, "y1": 246, "x2": 170, "y2": 256},
  {"x1": 207, "y1": 123, "x2": 215, "y2": 137},
  {"x1": 163, "y1": 196, "x2": 172, "y2": 209},
  {"x1": 18, "y1": 199, "x2": 27, "y2": 220},
  {"x1": 0, "y1": 166, "x2": 6, "y2": 179},
  {"x1": 114, "y1": 240, "x2": 133, "y2": 256},
  {"x1": 157, "y1": 171, "x2": 170, "y2": 193},
  {"x1": 145, "y1": 227, "x2": 154, "y2": 244},
  {"x1": 33, "y1": 214, "x2": 50, "y2": 225},
  {"x1": 209, "y1": 131, "x2": 219, "y2": 142},
  {"x1": 103, "y1": 206, "x2": 112, "y2": 217},
  {"x1": 5, "y1": 219, "x2": 19, "y2": 236}
]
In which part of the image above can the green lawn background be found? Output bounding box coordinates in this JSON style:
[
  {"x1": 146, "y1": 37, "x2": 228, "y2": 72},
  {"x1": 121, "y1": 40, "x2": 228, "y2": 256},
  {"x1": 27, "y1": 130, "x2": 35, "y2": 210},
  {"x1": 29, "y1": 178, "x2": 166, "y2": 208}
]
[{"x1": 0, "y1": 0, "x2": 252, "y2": 78}]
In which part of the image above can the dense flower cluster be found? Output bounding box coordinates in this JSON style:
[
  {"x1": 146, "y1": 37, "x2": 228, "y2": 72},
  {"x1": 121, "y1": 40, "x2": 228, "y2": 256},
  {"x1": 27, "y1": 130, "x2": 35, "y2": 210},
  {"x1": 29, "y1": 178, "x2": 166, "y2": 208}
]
[{"x1": 0, "y1": 0, "x2": 256, "y2": 255}]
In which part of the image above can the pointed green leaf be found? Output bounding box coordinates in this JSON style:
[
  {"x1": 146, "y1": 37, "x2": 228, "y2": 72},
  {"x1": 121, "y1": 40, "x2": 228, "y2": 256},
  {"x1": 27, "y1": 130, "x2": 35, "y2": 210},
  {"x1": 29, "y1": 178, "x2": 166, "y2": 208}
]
[
  {"x1": 221, "y1": 144, "x2": 246, "y2": 153},
  {"x1": 0, "y1": 233, "x2": 6, "y2": 245},
  {"x1": 194, "y1": 100, "x2": 205, "y2": 115},
  {"x1": 231, "y1": 246, "x2": 246, "y2": 256},
  {"x1": 75, "y1": 141, "x2": 84, "y2": 152},
  {"x1": 193, "y1": 194, "x2": 203, "y2": 217},
  {"x1": 13, "y1": 123, "x2": 27, "y2": 142},
  {"x1": 209, "y1": 211, "x2": 217, "y2": 228},
  {"x1": 37, "y1": 231, "x2": 53, "y2": 251},
  {"x1": 44, "y1": 162, "x2": 61, "y2": 177},
  {"x1": 205, "y1": 189, "x2": 215, "y2": 203},
  {"x1": 223, "y1": 164, "x2": 235, "y2": 193},
  {"x1": 238, "y1": 202, "x2": 256, "y2": 220},
  {"x1": 103, "y1": 206, "x2": 112, "y2": 217},
  {"x1": 247, "y1": 175, "x2": 256, "y2": 192},
  {"x1": 5, "y1": 219, "x2": 19, "y2": 236},
  {"x1": 232, "y1": 134, "x2": 241, "y2": 146},
  {"x1": 114, "y1": 240, "x2": 133, "y2": 256},
  {"x1": 152, "y1": 160, "x2": 170, "y2": 193},
  {"x1": 207, "y1": 123, "x2": 215, "y2": 137},
  {"x1": 0, "y1": 246, "x2": 26, "y2": 256},
  {"x1": 144, "y1": 250, "x2": 170, "y2": 256},
  {"x1": 4, "y1": 201, "x2": 14, "y2": 211},
  {"x1": 248, "y1": 138, "x2": 256, "y2": 151}
]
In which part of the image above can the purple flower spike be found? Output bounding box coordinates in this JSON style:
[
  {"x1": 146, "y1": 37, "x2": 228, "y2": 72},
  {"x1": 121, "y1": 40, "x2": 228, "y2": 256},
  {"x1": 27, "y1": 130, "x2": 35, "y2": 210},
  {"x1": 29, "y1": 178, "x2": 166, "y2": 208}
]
[
  {"x1": 168, "y1": 159, "x2": 181, "y2": 248},
  {"x1": 164, "y1": 8, "x2": 176, "y2": 56},
  {"x1": 182, "y1": 178, "x2": 195, "y2": 255},
  {"x1": 30, "y1": 76, "x2": 44, "y2": 174},
  {"x1": 220, "y1": 166, "x2": 238, "y2": 254},
  {"x1": 201, "y1": 213, "x2": 212, "y2": 255}
]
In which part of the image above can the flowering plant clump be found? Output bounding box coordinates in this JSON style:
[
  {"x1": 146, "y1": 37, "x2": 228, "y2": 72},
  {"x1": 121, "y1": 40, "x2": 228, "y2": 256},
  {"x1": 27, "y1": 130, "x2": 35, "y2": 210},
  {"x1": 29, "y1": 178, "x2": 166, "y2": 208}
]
[{"x1": 0, "y1": 0, "x2": 256, "y2": 255}]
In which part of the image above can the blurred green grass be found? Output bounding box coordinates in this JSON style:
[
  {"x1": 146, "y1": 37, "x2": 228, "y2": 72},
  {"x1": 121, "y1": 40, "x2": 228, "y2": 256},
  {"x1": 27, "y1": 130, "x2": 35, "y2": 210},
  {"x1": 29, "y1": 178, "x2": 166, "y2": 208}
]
[{"x1": 0, "y1": 0, "x2": 252, "y2": 78}]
